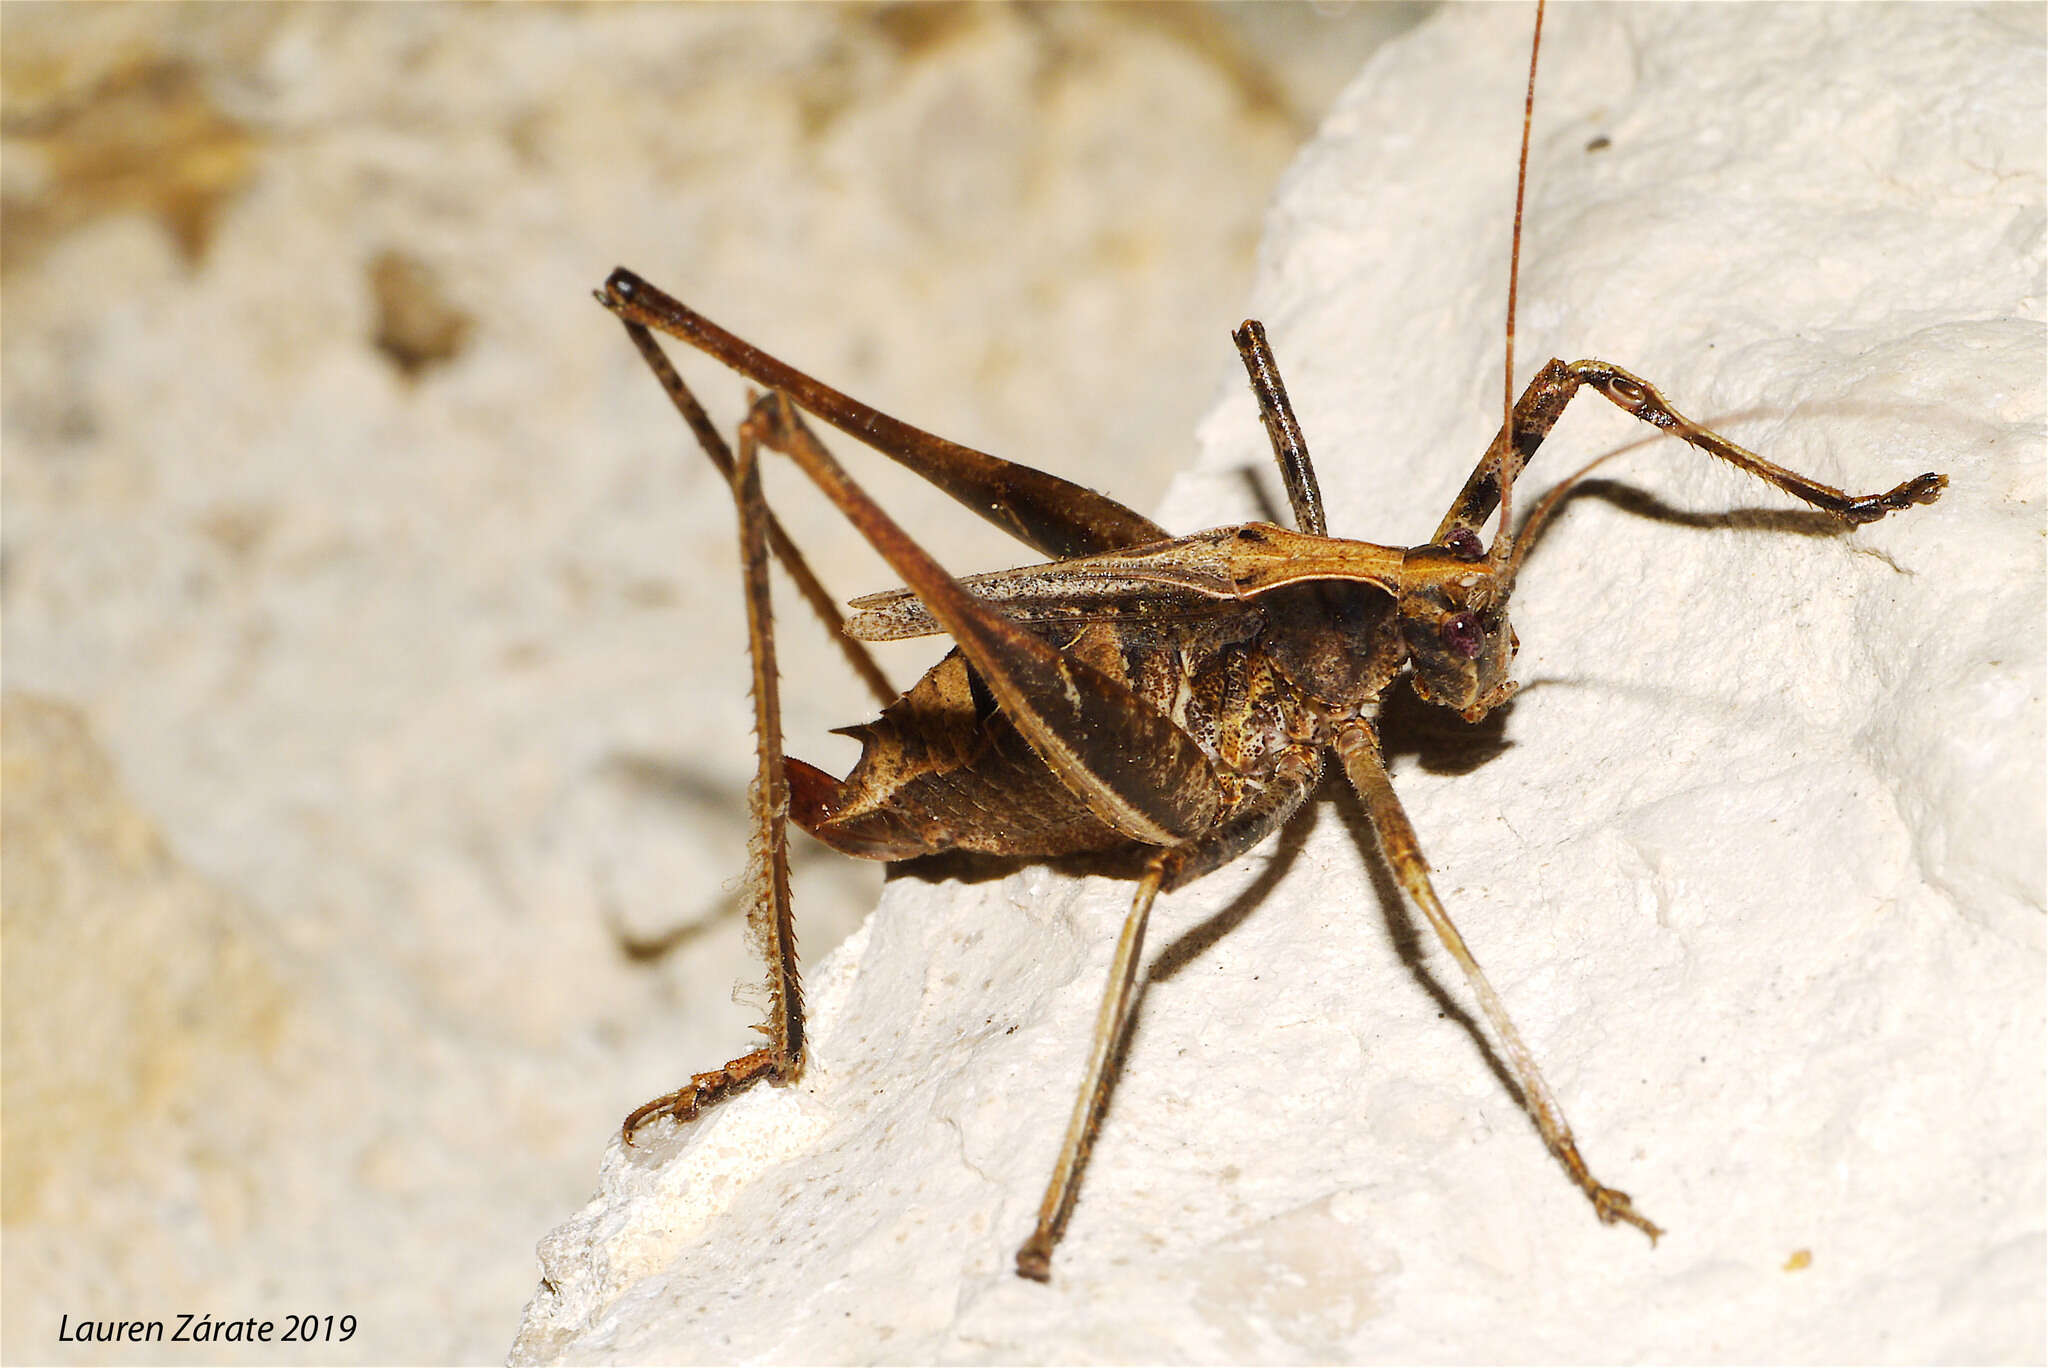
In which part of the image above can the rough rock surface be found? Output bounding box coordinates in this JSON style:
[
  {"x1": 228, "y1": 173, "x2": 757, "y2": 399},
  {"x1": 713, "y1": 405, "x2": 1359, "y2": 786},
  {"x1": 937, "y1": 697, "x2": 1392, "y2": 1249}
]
[{"x1": 512, "y1": 6, "x2": 2043, "y2": 1363}]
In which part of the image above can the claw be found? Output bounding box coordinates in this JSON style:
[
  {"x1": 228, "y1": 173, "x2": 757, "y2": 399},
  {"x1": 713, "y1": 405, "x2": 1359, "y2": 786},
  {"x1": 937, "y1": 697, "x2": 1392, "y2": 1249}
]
[
  {"x1": 1846, "y1": 470, "x2": 1947, "y2": 524},
  {"x1": 1592, "y1": 1185, "x2": 1664, "y2": 1245}
]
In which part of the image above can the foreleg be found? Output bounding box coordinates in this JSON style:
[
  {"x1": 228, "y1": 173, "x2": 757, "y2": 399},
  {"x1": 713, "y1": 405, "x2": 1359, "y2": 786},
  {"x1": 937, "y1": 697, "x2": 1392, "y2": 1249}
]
[{"x1": 1433, "y1": 359, "x2": 1945, "y2": 550}]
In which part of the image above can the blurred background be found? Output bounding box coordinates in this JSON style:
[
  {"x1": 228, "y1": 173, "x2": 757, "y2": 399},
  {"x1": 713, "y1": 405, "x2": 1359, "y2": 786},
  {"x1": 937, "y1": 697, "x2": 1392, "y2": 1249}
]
[{"x1": 1, "y1": 4, "x2": 1430, "y2": 1360}]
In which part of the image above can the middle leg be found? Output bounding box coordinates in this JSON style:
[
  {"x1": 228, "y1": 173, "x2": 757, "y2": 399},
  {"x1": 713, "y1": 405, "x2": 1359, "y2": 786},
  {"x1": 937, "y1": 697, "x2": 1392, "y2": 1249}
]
[
  {"x1": 1334, "y1": 718, "x2": 1662, "y2": 1241},
  {"x1": 1232, "y1": 320, "x2": 1328, "y2": 538},
  {"x1": 1015, "y1": 748, "x2": 1322, "y2": 1281}
]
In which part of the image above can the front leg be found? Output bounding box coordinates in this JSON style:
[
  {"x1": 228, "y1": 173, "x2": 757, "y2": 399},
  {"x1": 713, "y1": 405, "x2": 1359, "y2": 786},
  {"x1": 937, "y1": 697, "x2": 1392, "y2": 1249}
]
[{"x1": 1432, "y1": 358, "x2": 1945, "y2": 550}]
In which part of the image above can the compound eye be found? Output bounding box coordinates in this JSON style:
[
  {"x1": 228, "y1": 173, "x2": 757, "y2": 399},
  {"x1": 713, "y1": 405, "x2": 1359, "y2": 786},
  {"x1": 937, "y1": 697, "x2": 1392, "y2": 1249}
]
[
  {"x1": 1443, "y1": 528, "x2": 1485, "y2": 562},
  {"x1": 1441, "y1": 611, "x2": 1483, "y2": 659}
]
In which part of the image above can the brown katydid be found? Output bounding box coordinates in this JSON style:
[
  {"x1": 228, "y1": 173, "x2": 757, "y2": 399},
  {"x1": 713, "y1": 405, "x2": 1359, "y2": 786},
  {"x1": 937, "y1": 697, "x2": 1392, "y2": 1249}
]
[{"x1": 591, "y1": 2, "x2": 1946, "y2": 1283}]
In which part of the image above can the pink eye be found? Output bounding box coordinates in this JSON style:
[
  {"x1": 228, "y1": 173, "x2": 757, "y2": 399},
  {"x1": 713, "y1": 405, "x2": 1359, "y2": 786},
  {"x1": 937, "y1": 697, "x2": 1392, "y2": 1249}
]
[
  {"x1": 1443, "y1": 528, "x2": 1485, "y2": 561},
  {"x1": 1441, "y1": 612, "x2": 1483, "y2": 658}
]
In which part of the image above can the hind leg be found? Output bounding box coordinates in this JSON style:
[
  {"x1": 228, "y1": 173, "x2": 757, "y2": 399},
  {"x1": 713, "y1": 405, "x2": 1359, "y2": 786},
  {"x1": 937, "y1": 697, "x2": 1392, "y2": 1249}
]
[{"x1": 621, "y1": 393, "x2": 804, "y2": 1139}]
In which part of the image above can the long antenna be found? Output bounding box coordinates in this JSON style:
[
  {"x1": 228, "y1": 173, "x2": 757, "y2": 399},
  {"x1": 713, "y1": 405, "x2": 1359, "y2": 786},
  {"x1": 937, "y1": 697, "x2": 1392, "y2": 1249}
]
[
  {"x1": 1490, "y1": 0, "x2": 1544, "y2": 566},
  {"x1": 1504, "y1": 0, "x2": 1545, "y2": 464}
]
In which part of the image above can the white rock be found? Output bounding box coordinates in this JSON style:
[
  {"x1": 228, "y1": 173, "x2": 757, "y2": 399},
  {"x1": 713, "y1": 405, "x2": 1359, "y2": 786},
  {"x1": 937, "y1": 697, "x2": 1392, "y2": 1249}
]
[{"x1": 515, "y1": 5, "x2": 2042, "y2": 1361}]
